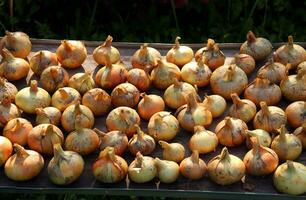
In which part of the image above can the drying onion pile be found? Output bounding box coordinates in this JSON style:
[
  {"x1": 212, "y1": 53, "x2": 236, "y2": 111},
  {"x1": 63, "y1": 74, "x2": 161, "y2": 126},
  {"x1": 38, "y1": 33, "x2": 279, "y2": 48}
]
[{"x1": 0, "y1": 30, "x2": 306, "y2": 196}]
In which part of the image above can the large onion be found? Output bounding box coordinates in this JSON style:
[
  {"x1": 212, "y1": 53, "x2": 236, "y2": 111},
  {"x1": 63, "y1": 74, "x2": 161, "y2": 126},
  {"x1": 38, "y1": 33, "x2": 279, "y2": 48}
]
[
  {"x1": 0, "y1": 94, "x2": 20, "y2": 127},
  {"x1": 155, "y1": 158, "x2": 180, "y2": 183},
  {"x1": 128, "y1": 125, "x2": 155, "y2": 156},
  {"x1": 0, "y1": 136, "x2": 13, "y2": 166},
  {"x1": 0, "y1": 77, "x2": 17, "y2": 102},
  {"x1": 159, "y1": 141, "x2": 185, "y2": 163},
  {"x1": 68, "y1": 72, "x2": 95, "y2": 95},
  {"x1": 202, "y1": 94, "x2": 226, "y2": 118},
  {"x1": 98, "y1": 129, "x2": 128, "y2": 156},
  {"x1": 257, "y1": 57, "x2": 287, "y2": 84},
  {"x1": 111, "y1": 83, "x2": 140, "y2": 108},
  {"x1": 179, "y1": 150, "x2": 207, "y2": 180},
  {"x1": 51, "y1": 87, "x2": 81, "y2": 112},
  {"x1": 245, "y1": 129, "x2": 272, "y2": 149},
  {"x1": 229, "y1": 93, "x2": 256, "y2": 123},
  {"x1": 82, "y1": 88, "x2": 111, "y2": 116},
  {"x1": 232, "y1": 53, "x2": 255, "y2": 75},
  {"x1": 137, "y1": 93, "x2": 165, "y2": 121},
  {"x1": 3, "y1": 118, "x2": 32, "y2": 146},
  {"x1": 35, "y1": 107, "x2": 61, "y2": 126},
  {"x1": 93, "y1": 35, "x2": 120, "y2": 65},
  {"x1": 127, "y1": 68, "x2": 151, "y2": 91},
  {"x1": 293, "y1": 123, "x2": 306, "y2": 150},
  {"x1": 189, "y1": 125, "x2": 218, "y2": 154},
  {"x1": 280, "y1": 68, "x2": 306, "y2": 101},
  {"x1": 40, "y1": 66, "x2": 69, "y2": 93},
  {"x1": 285, "y1": 101, "x2": 306, "y2": 128},
  {"x1": 29, "y1": 50, "x2": 58, "y2": 76}
]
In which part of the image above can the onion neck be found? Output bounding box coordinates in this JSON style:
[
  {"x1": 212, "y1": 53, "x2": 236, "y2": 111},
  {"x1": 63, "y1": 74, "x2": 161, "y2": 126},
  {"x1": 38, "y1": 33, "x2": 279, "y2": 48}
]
[
  {"x1": 50, "y1": 67, "x2": 60, "y2": 79},
  {"x1": 154, "y1": 158, "x2": 163, "y2": 168},
  {"x1": 2, "y1": 48, "x2": 15, "y2": 61},
  {"x1": 223, "y1": 64, "x2": 236, "y2": 81},
  {"x1": 30, "y1": 80, "x2": 39, "y2": 93},
  {"x1": 231, "y1": 93, "x2": 244, "y2": 106},
  {"x1": 93, "y1": 128, "x2": 106, "y2": 139},
  {"x1": 251, "y1": 137, "x2": 261, "y2": 156},
  {"x1": 104, "y1": 54, "x2": 112, "y2": 67},
  {"x1": 174, "y1": 36, "x2": 181, "y2": 49},
  {"x1": 194, "y1": 125, "x2": 205, "y2": 133},
  {"x1": 190, "y1": 150, "x2": 200, "y2": 164},
  {"x1": 14, "y1": 144, "x2": 29, "y2": 158},
  {"x1": 53, "y1": 143, "x2": 66, "y2": 162},
  {"x1": 58, "y1": 89, "x2": 69, "y2": 100},
  {"x1": 102, "y1": 35, "x2": 113, "y2": 47},
  {"x1": 135, "y1": 125, "x2": 145, "y2": 140},
  {"x1": 287, "y1": 35, "x2": 294, "y2": 47},
  {"x1": 139, "y1": 43, "x2": 148, "y2": 57},
  {"x1": 247, "y1": 31, "x2": 257, "y2": 43},
  {"x1": 172, "y1": 77, "x2": 182, "y2": 88},
  {"x1": 279, "y1": 125, "x2": 287, "y2": 141},
  {"x1": 187, "y1": 93, "x2": 198, "y2": 110},
  {"x1": 246, "y1": 130, "x2": 257, "y2": 138},
  {"x1": 13, "y1": 118, "x2": 22, "y2": 131},
  {"x1": 5, "y1": 31, "x2": 14, "y2": 40},
  {"x1": 224, "y1": 117, "x2": 234, "y2": 129},
  {"x1": 62, "y1": 40, "x2": 73, "y2": 52},
  {"x1": 207, "y1": 38, "x2": 215, "y2": 50},
  {"x1": 135, "y1": 152, "x2": 144, "y2": 168},
  {"x1": 159, "y1": 141, "x2": 170, "y2": 150},
  {"x1": 286, "y1": 160, "x2": 295, "y2": 172},
  {"x1": 260, "y1": 101, "x2": 270, "y2": 116},
  {"x1": 220, "y1": 147, "x2": 230, "y2": 161}
]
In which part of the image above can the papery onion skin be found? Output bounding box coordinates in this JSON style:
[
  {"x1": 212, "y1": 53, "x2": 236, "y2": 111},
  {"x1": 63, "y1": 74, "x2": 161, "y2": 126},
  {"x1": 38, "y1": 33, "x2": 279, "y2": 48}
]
[
  {"x1": 285, "y1": 101, "x2": 306, "y2": 128},
  {"x1": 202, "y1": 43, "x2": 225, "y2": 71},
  {"x1": 229, "y1": 93, "x2": 257, "y2": 123},
  {"x1": 0, "y1": 136, "x2": 13, "y2": 166},
  {"x1": 68, "y1": 72, "x2": 95, "y2": 95},
  {"x1": 280, "y1": 69, "x2": 306, "y2": 102},
  {"x1": 3, "y1": 118, "x2": 32, "y2": 146},
  {"x1": 202, "y1": 94, "x2": 226, "y2": 118},
  {"x1": 195, "y1": 38, "x2": 215, "y2": 61},
  {"x1": 179, "y1": 150, "x2": 207, "y2": 180},
  {"x1": 98, "y1": 129, "x2": 128, "y2": 156},
  {"x1": 232, "y1": 54, "x2": 255, "y2": 75},
  {"x1": 245, "y1": 129, "x2": 272, "y2": 149},
  {"x1": 0, "y1": 77, "x2": 18, "y2": 102},
  {"x1": 293, "y1": 124, "x2": 306, "y2": 150},
  {"x1": 159, "y1": 141, "x2": 185, "y2": 163},
  {"x1": 30, "y1": 50, "x2": 58, "y2": 76},
  {"x1": 297, "y1": 61, "x2": 306, "y2": 72},
  {"x1": 82, "y1": 88, "x2": 111, "y2": 116},
  {"x1": 51, "y1": 87, "x2": 81, "y2": 112},
  {"x1": 0, "y1": 94, "x2": 21, "y2": 127},
  {"x1": 138, "y1": 93, "x2": 165, "y2": 121},
  {"x1": 127, "y1": 68, "x2": 151, "y2": 91},
  {"x1": 111, "y1": 83, "x2": 140, "y2": 108},
  {"x1": 257, "y1": 58, "x2": 287, "y2": 84},
  {"x1": 93, "y1": 35, "x2": 120, "y2": 65},
  {"x1": 189, "y1": 126, "x2": 218, "y2": 154},
  {"x1": 35, "y1": 107, "x2": 61, "y2": 126},
  {"x1": 40, "y1": 66, "x2": 69, "y2": 93},
  {"x1": 155, "y1": 158, "x2": 180, "y2": 183}
]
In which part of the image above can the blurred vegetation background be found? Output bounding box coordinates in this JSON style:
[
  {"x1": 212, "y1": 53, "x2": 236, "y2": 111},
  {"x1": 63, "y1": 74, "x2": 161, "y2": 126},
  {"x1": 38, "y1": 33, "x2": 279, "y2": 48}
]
[{"x1": 0, "y1": 0, "x2": 306, "y2": 43}]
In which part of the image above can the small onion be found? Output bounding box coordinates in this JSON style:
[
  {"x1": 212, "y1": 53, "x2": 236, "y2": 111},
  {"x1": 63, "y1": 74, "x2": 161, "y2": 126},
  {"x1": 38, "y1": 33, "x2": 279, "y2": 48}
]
[
  {"x1": 40, "y1": 66, "x2": 69, "y2": 93},
  {"x1": 0, "y1": 31, "x2": 31, "y2": 58},
  {"x1": 127, "y1": 68, "x2": 151, "y2": 91},
  {"x1": 229, "y1": 93, "x2": 256, "y2": 123},
  {"x1": 138, "y1": 93, "x2": 165, "y2": 121},
  {"x1": 240, "y1": 31, "x2": 272, "y2": 61},
  {"x1": 293, "y1": 123, "x2": 306, "y2": 149},
  {"x1": 93, "y1": 35, "x2": 120, "y2": 65},
  {"x1": 128, "y1": 125, "x2": 155, "y2": 156},
  {"x1": 257, "y1": 57, "x2": 287, "y2": 84},
  {"x1": 159, "y1": 141, "x2": 185, "y2": 163},
  {"x1": 15, "y1": 80, "x2": 51, "y2": 114},
  {"x1": 271, "y1": 125, "x2": 302, "y2": 161},
  {"x1": 280, "y1": 68, "x2": 306, "y2": 101},
  {"x1": 82, "y1": 88, "x2": 111, "y2": 116},
  {"x1": 29, "y1": 50, "x2": 58, "y2": 76},
  {"x1": 92, "y1": 147, "x2": 128, "y2": 183},
  {"x1": 202, "y1": 94, "x2": 226, "y2": 118},
  {"x1": 210, "y1": 64, "x2": 248, "y2": 99},
  {"x1": 232, "y1": 53, "x2": 255, "y2": 75},
  {"x1": 285, "y1": 101, "x2": 306, "y2": 128},
  {"x1": 245, "y1": 129, "x2": 272, "y2": 149},
  {"x1": 68, "y1": 72, "x2": 95, "y2": 95},
  {"x1": 0, "y1": 94, "x2": 20, "y2": 127},
  {"x1": 155, "y1": 158, "x2": 180, "y2": 183},
  {"x1": 179, "y1": 150, "x2": 207, "y2": 180},
  {"x1": 128, "y1": 152, "x2": 157, "y2": 183},
  {"x1": 166, "y1": 36, "x2": 194, "y2": 67},
  {"x1": 207, "y1": 147, "x2": 245, "y2": 185},
  {"x1": 244, "y1": 77, "x2": 282, "y2": 106},
  {"x1": 253, "y1": 102, "x2": 287, "y2": 133},
  {"x1": 51, "y1": 87, "x2": 81, "y2": 112},
  {"x1": 0, "y1": 136, "x2": 13, "y2": 166},
  {"x1": 3, "y1": 118, "x2": 32, "y2": 146},
  {"x1": 5, "y1": 144, "x2": 44, "y2": 181},
  {"x1": 215, "y1": 117, "x2": 248, "y2": 147},
  {"x1": 111, "y1": 83, "x2": 140, "y2": 108},
  {"x1": 35, "y1": 107, "x2": 61, "y2": 126},
  {"x1": 0, "y1": 77, "x2": 18, "y2": 102},
  {"x1": 147, "y1": 111, "x2": 179, "y2": 141},
  {"x1": 195, "y1": 38, "x2": 215, "y2": 60},
  {"x1": 243, "y1": 137, "x2": 279, "y2": 176},
  {"x1": 98, "y1": 129, "x2": 128, "y2": 156},
  {"x1": 56, "y1": 40, "x2": 87, "y2": 69},
  {"x1": 189, "y1": 125, "x2": 218, "y2": 154}
]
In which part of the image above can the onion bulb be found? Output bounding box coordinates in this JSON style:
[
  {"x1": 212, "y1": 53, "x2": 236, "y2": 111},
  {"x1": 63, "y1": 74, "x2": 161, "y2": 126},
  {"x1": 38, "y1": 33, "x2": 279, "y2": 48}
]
[
  {"x1": 111, "y1": 83, "x2": 140, "y2": 108},
  {"x1": 15, "y1": 80, "x2": 51, "y2": 114},
  {"x1": 179, "y1": 150, "x2": 207, "y2": 180},
  {"x1": 128, "y1": 152, "x2": 157, "y2": 183},
  {"x1": 215, "y1": 117, "x2": 248, "y2": 147},
  {"x1": 285, "y1": 101, "x2": 306, "y2": 128},
  {"x1": 29, "y1": 50, "x2": 58, "y2": 76},
  {"x1": 159, "y1": 141, "x2": 185, "y2": 163},
  {"x1": 232, "y1": 53, "x2": 255, "y2": 75},
  {"x1": 210, "y1": 64, "x2": 248, "y2": 99},
  {"x1": 0, "y1": 77, "x2": 17, "y2": 102},
  {"x1": 48, "y1": 144, "x2": 84, "y2": 185},
  {"x1": 147, "y1": 111, "x2": 179, "y2": 141},
  {"x1": 202, "y1": 94, "x2": 226, "y2": 118},
  {"x1": 82, "y1": 88, "x2": 111, "y2": 116},
  {"x1": 3, "y1": 118, "x2": 32, "y2": 146},
  {"x1": 297, "y1": 61, "x2": 306, "y2": 72},
  {"x1": 189, "y1": 125, "x2": 218, "y2": 154},
  {"x1": 207, "y1": 147, "x2": 245, "y2": 185},
  {"x1": 243, "y1": 137, "x2": 279, "y2": 176},
  {"x1": 40, "y1": 66, "x2": 69, "y2": 93},
  {"x1": 166, "y1": 36, "x2": 194, "y2": 67},
  {"x1": 280, "y1": 68, "x2": 306, "y2": 101},
  {"x1": 68, "y1": 72, "x2": 95, "y2": 95},
  {"x1": 56, "y1": 40, "x2": 87, "y2": 69},
  {"x1": 51, "y1": 87, "x2": 81, "y2": 112},
  {"x1": 93, "y1": 35, "x2": 120, "y2": 65},
  {"x1": 155, "y1": 158, "x2": 180, "y2": 183},
  {"x1": 127, "y1": 68, "x2": 151, "y2": 91},
  {"x1": 35, "y1": 107, "x2": 61, "y2": 126},
  {"x1": 128, "y1": 125, "x2": 155, "y2": 156},
  {"x1": 0, "y1": 94, "x2": 20, "y2": 127},
  {"x1": 195, "y1": 38, "x2": 215, "y2": 60},
  {"x1": 5, "y1": 144, "x2": 44, "y2": 181},
  {"x1": 257, "y1": 57, "x2": 287, "y2": 84},
  {"x1": 138, "y1": 93, "x2": 165, "y2": 121},
  {"x1": 229, "y1": 93, "x2": 256, "y2": 123},
  {"x1": 0, "y1": 31, "x2": 31, "y2": 58},
  {"x1": 293, "y1": 123, "x2": 306, "y2": 150},
  {"x1": 92, "y1": 147, "x2": 128, "y2": 183},
  {"x1": 240, "y1": 31, "x2": 272, "y2": 61},
  {"x1": 253, "y1": 101, "x2": 287, "y2": 133},
  {"x1": 0, "y1": 136, "x2": 13, "y2": 166},
  {"x1": 97, "y1": 129, "x2": 128, "y2": 155},
  {"x1": 245, "y1": 129, "x2": 271, "y2": 149}
]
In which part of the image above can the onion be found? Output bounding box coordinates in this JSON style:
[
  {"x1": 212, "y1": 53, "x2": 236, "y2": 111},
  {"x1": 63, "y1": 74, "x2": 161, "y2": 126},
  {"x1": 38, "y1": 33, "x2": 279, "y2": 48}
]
[
  {"x1": 271, "y1": 125, "x2": 302, "y2": 161},
  {"x1": 232, "y1": 53, "x2": 255, "y2": 75},
  {"x1": 195, "y1": 38, "x2": 215, "y2": 60},
  {"x1": 106, "y1": 106, "x2": 140, "y2": 137},
  {"x1": 245, "y1": 129, "x2": 271, "y2": 149},
  {"x1": 150, "y1": 59, "x2": 181, "y2": 89},
  {"x1": 82, "y1": 88, "x2": 111, "y2": 116},
  {"x1": 40, "y1": 66, "x2": 69, "y2": 93},
  {"x1": 155, "y1": 158, "x2": 180, "y2": 183},
  {"x1": 56, "y1": 40, "x2": 87, "y2": 69},
  {"x1": 207, "y1": 147, "x2": 245, "y2": 185},
  {"x1": 127, "y1": 68, "x2": 151, "y2": 91},
  {"x1": 202, "y1": 94, "x2": 226, "y2": 118},
  {"x1": 92, "y1": 147, "x2": 128, "y2": 183},
  {"x1": 35, "y1": 107, "x2": 61, "y2": 126},
  {"x1": 253, "y1": 101, "x2": 287, "y2": 133},
  {"x1": 257, "y1": 57, "x2": 287, "y2": 84},
  {"x1": 244, "y1": 77, "x2": 282, "y2": 106},
  {"x1": 111, "y1": 83, "x2": 140, "y2": 108},
  {"x1": 293, "y1": 123, "x2": 306, "y2": 149},
  {"x1": 285, "y1": 101, "x2": 306, "y2": 128},
  {"x1": 131, "y1": 43, "x2": 161, "y2": 73},
  {"x1": 68, "y1": 72, "x2": 95, "y2": 95},
  {"x1": 3, "y1": 118, "x2": 32, "y2": 146},
  {"x1": 229, "y1": 93, "x2": 256, "y2": 123},
  {"x1": 280, "y1": 68, "x2": 306, "y2": 101},
  {"x1": 181, "y1": 55, "x2": 212, "y2": 87},
  {"x1": 97, "y1": 129, "x2": 128, "y2": 155},
  {"x1": 0, "y1": 31, "x2": 31, "y2": 58},
  {"x1": 177, "y1": 93, "x2": 212, "y2": 132},
  {"x1": 128, "y1": 152, "x2": 157, "y2": 183},
  {"x1": 29, "y1": 50, "x2": 58, "y2": 76},
  {"x1": 93, "y1": 35, "x2": 120, "y2": 65},
  {"x1": 179, "y1": 150, "x2": 207, "y2": 180},
  {"x1": 27, "y1": 124, "x2": 64, "y2": 155},
  {"x1": 15, "y1": 80, "x2": 51, "y2": 114},
  {"x1": 0, "y1": 136, "x2": 13, "y2": 166},
  {"x1": 297, "y1": 61, "x2": 306, "y2": 72},
  {"x1": 147, "y1": 111, "x2": 179, "y2": 141},
  {"x1": 189, "y1": 125, "x2": 218, "y2": 154},
  {"x1": 95, "y1": 55, "x2": 128, "y2": 89},
  {"x1": 51, "y1": 87, "x2": 81, "y2": 112},
  {"x1": 48, "y1": 144, "x2": 84, "y2": 185},
  {"x1": 243, "y1": 137, "x2": 279, "y2": 176},
  {"x1": 210, "y1": 64, "x2": 248, "y2": 99},
  {"x1": 0, "y1": 77, "x2": 17, "y2": 102},
  {"x1": 166, "y1": 36, "x2": 194, "y2": 67},
  {"x1": 215, "y1": 116, "x2": 248, "y2": 147},
  {"x1": 274, "y1": 36, "x2": 306, "y2": 69},
  {"x1": 159, "y1": 141, "x2": 185, "y2": 163},
  {"x1": 5, "y1": 144, "x2": 44, "y2": 181},
  {"x1": 240, "y1": 31, "x2": 272, "y2": 61},
  {"x1": 128, "y1": 125, "x2": 155, "y2": 156},
  {"x1": 273, "y1": 161, "x2": 306, "y2": 195},
  {"x1": 61, "y1": 103, "x2": 94, "y2": 132},
  {"x1": 138, "y1": 93, "x2": 165, "y2": 121},
  {"x1": 164, "y1": 78, "x2": 197, "y2": 109},
  {"x1": 0, "y1": 94, "x2": 20, "y2": 127},
  {"x1": 0, "y1": 48, "x2": 29, "y2": 81}
]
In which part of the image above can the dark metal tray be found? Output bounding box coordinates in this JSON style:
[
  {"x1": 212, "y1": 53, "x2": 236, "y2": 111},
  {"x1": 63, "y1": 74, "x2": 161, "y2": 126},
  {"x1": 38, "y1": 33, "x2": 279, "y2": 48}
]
[{"x1": 0, "y1": 39, "x2": 305, "y2": 199}]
